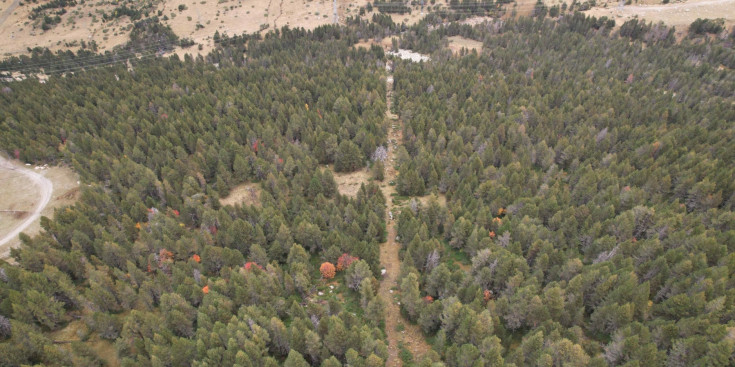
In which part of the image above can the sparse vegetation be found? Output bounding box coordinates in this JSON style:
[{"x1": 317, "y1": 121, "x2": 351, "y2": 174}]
[{"x1": 689, "y1": 17, "x2": 725, "y2": 35}]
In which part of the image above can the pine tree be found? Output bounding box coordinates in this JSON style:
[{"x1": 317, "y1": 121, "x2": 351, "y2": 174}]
[
  {"x1": 284, "y1": 350, "x2": 310, "y2": 367},
  {"x1": 400, "y1": 273, "x2": 422, "y2": 322},
  {"x1": 334, "y1": 140, "x2": 364, "y2": 172}
]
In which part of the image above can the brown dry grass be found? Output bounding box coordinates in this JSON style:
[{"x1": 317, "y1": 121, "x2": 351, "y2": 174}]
[
  {"x1": 429, "y1": 0, "x2": 734, "y2": 36},
  {"x1": 510, "y1": 0, "x2": 735, "y2": 34},
  {"x1": 0, "y1": 0, "x2": 440, "y2": 60},
  {"x1": 353, "y1": 36, "x2": 393, "y2": 50},
  {"x1": 447, "y1": 35, "x2": 483, "y2": 54},
  {"x1": 0, "y1": 168, "x2": 36, "y2": 236},
  {"x1": 3, "y1": 0, "x2": 729, "y2": 60},
  {"x1": 325, "y1": 165, "x2": 371, "y2": 198},
  {"x1": 220, "y1": 182, "x2": 261, "y2": 207},
  {"x1": 48, "y1": 319, "x2": 120, "y2": 367},
  {"x1": 415, "y1": 193, "x2": 447, "y2": 208},
  {"x1": 585, "y1": 0, "x2": 735, "y2": 36},
  {"x1": 0, "y1": 162, "x2": 79, "y2": 259},
  {"x1": 0, "y1": 0, "x2": 131, "y2": 57},
  {"x1": 0, "y1": 0, "x2": 376, "y2": 59}
]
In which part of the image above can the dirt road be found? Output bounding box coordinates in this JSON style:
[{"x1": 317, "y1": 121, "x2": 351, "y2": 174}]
[
  {"x1": 378, "y1": 66, "x2": 431, "y2": 366},
  {"x1": 0, "y1": 156, "x2": 53, "y2": 258},
  {"x1": 0, "y1": 0, "x2": 19, "y2": 27}
]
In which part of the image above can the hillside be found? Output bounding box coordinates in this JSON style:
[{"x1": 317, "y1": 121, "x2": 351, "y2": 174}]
[{"x1": 3, "y1": 0, "x2": 732, "y2": 60}]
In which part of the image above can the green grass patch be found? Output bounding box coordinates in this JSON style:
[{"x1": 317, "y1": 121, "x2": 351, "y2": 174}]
[
  {"x1": 442, "y1": 239, "x2": 471, "y2": 266},
  {"x1": 398, "y1": 341, "x2": 414, "y2": 365}
]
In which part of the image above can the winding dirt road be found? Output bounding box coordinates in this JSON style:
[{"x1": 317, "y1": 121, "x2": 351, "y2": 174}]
[
  {"x1": 0, "y1": 156, "x2": 53, "y2": 258},
  {"x1": 378, "y1": 66, "x2": 431, "y2": 366}
]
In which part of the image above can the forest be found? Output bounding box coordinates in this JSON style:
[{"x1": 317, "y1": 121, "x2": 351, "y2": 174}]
[
  {"x1": 1, "y1": 24, "x2": 391, "y2": 366},
  {"x1": 391, "y1": 13, "x2": 735, "y2": 366},
  {"x1": 1, "y1": 8, "x2": 735, "y2": 367}
]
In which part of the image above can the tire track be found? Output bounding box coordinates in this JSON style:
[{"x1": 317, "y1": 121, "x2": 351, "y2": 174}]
[
  {"x1": 0, "y1": 156, "x2": 53, "y2": 258},
  {"x1": 0, "y1": 0, "x2": 20, "y2": 27}
]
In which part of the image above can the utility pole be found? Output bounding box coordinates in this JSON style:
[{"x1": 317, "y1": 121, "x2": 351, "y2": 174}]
[{"x1": 333, "y1": 0, "x2": 338, "y2": 24}]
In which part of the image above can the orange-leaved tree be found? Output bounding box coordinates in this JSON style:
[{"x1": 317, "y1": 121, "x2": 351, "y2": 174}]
[
  {"x1": 320, "y1": 262, "x2": 336, "y2": 279},
  {"x1": 336, "y1": 253, "x2": 359, "y2": 271}
]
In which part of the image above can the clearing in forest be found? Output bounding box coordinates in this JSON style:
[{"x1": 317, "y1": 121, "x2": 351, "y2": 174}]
[
  {"x1": 412, "y1": 193, "x2": 448, "y2": 209},
  {"x1": 0, "y1": 155, "x2": 79, "y2": 259},
  {"x1": 353, "y1": 37, "x2": 394, "y2": 51},
  {"x1": 48, "y1": 319, "x2": 120, "y2": 367},
  {"x1": 220, "y1": 182, "x2": 261, "y2": 207},
  {"x1": 327, "y1": 166, "x2": 372, "y2": 198},
  {"x1": 447, "y1": 35, "x2": 483, "y2": 54}
]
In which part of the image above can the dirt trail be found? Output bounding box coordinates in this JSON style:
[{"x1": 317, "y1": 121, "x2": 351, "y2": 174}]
[
  {"x1": 0, "y1": 155, "x2": 53, "y2": 258},
  {"x1": 378, "y1": 66, "x2": 431, "y2": 366},
  {"x1": 0, "y1": 0, "x2": 19, "y2": 27},
  {"x1": 273, "y1": 0, "x2": 284, "y2": 29}
]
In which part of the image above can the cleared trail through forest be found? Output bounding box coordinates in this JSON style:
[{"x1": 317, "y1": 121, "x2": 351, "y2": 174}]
[
  {"x1": 378, "y1": 66, "x2": 431, "y2": 366},
  {"x1": 0, "y1": 155, "x2": 53, "y2": 257}
]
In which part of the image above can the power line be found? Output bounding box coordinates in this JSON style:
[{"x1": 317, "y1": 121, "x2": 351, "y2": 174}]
[
  {"x1": 0, "y1": 43, "x2": 174, "y2": 77},
  {"x1": 0, "y1": 5, "x2": 518, "y2": 77},
  {"x1": 0, "y1": 40, "x2": 173, "y2": 74},
  {"x1": 0, "y1": 42, "x2": 163, "y2": 72},
  {"x1": 0, "y1": 37, "x2": 179, "y2": 71}
]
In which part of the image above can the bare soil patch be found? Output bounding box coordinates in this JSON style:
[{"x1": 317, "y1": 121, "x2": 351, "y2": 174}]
[
  {"x1": 447, "y1": 35, "x2": 483, "y2": 55},
  {"x1": 220, "y1": 182, "x2": 261, "y2": 207},
  {"x1": 0, "y1": 158, "x2": 79, "y2": 259}
]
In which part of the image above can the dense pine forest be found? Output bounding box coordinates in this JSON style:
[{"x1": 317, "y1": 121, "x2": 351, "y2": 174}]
[
  {"x1": 391, "y1": 14, "x2": 735, "y2": 366},
  {"x1": 1, "y1": 10, "x2": 735, "y2": 367}
]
